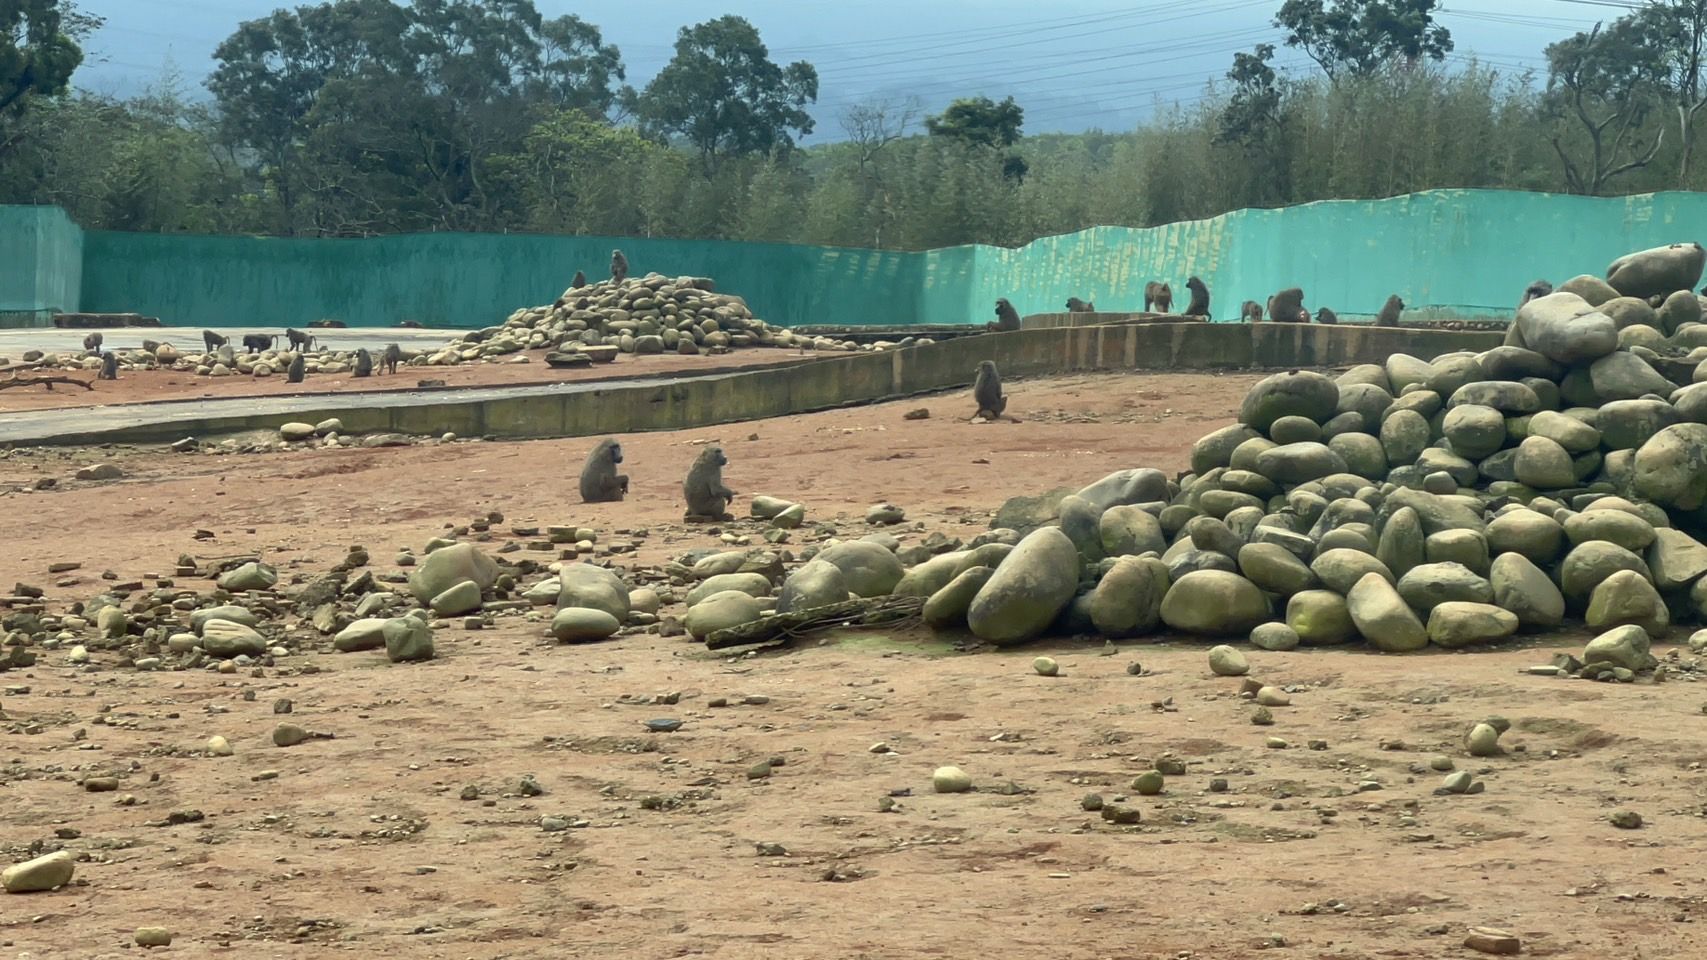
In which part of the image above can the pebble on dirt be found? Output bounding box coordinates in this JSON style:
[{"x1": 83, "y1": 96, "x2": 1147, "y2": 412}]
[
  {"x1": 2, "y1": 851, "x2": 75, "y2": 893},
  {"x1": 932, "y1": 765, "x2": 972, "y2": 793}
]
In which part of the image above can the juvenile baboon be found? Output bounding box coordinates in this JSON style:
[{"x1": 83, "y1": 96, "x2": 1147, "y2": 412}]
[
  {"x1": 972, "y1": 360, "x2": 1009, "y2": 421},
  {"x1": 1240, "y1": 300, "x2": 1263, "y2": 323},
  {"x1": 1520, "y1": 279, "x2": 1553, "y2": 309},
  {"x1": 381, "y1": 343, "x2": 402, "y2": 375},
  {"x1": 82, "y1": 332, "x2": 103, "y2": 354},
  {"x1": 1374, "y1": 295, "x2": 1404, "y2": 326},
  {"x1": 1066, "y1": 297, "x2": 1095, "y2": 313},
  {"x1": 285, "y1": 328, "x2": 316, "y2": 352},
  {"x1": 98, "y1": 352, "x2": 118, "y2": 380},
  {"x1": 611, "y1": 249, "x2": 629, "y2": 284},
  {"x1": 1315, "y1": 307, "x2": 1339, "y2": 325},
  {"x1": 203, "y1": 330, "x2": 228, "y2": 352},
  {"x1": 1183, "y1": 276, "x2": 1211, "y2": 318},
  {"x1": 354, "y1": 348, "x2": 374, "y2": 378},
  {"x1": 987, "y1": 298, "x2": 1021, "y2": 332},
  {"x1": 683, "y1": 445, "x2": 735, "y2": 520},
  {"x1": 287, "y1": 352, "x2": 305, "y2": 383},
  {"x1": 579, "y1": 438, "x2": 629, "y2": 503},
  {"x1": 242, "y1": 333, "x2": 276, "y2": 353},
  {"x1": 1144, "y1": 281, "x2": 1173, "y2": 313},
  {"x1": 1267, "y1": 288, "x2": 1308, "y2": 323},
  {"x1": 571, "y1": 270, "x2": 588, "y2": 289}
]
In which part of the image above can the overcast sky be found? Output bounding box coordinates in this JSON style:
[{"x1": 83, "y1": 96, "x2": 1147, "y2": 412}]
[{"x1": 78, "y1": 0, "x2": 1622, "y2": 139}]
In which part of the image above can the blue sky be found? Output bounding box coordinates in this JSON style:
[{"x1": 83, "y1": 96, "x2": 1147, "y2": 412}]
[{"x1": 78, "y1": 0, "x2": 1620, "y2": 139}]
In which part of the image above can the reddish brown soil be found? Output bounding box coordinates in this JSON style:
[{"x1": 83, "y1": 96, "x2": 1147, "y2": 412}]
[
  {"x1": 1, "y1": 371, "x2": 1702, "y2": 959},
  {"x1": 0, "y1": 347, "x2": 805, "y2": 412}
]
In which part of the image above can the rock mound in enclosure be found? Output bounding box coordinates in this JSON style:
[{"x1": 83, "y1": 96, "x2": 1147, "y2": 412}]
[
  {"x1": 876, "y1": 243, "x2": 1707, "y2": 666},
  {"x1": 443, "y1": 273, "x2": 883, "y2": 362}
]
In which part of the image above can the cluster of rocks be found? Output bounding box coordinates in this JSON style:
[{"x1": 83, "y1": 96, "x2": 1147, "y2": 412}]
[
  {"x1": 692, "y1": 242, "x2": 1707, "y2": 672},
  {"x1": 17, "y1": 342, "x2": 415, "y2": 379},
  {"x1": 447, "y1": 274, "x2": 895, "y2": 364}
]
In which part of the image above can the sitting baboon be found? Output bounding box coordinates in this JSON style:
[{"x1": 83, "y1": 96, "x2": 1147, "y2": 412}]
[
  {"x1": 1374, "y1": 295, "x2": 1404, "y2": 326},
  {"x1": 683, "y1": 445, "x2": 734, "y2": 520},
  {"x1": 1183, "y1": 276, "x2": 1211, "y2": 318},
  {"x1": 285, "y1": 328, "x2": 316, "y2": 352},
  {"x1": 287, "y1": 352, "x2": 305, "y2": 383},
  {"x1": 1267, "y1": 287, "x2": 1308, "y2": 323},
  {"x1": 82, "y1": 332, "x2": 103, "y2": 354},
  {"x1": 1240, "y1": 300, "x2": 1263, "y2": 323},
  {"x1": 242, "y1": 333, "x2": 276, "y2": 353},
  {"x1": 98, "y1": 352, "x2": 118, "y2": 381},
  {"x1": 579, "y1": 438, "x2": 629, "y2": 503},
  {"x1": 571, "y1": 270, "x2": 588, "y2": 289},
  {"x1": 1066, "y1": 297, "x2": 1095, "y2": 313},
  {"x1": 1520, "y1": 279, "x2": 1553, "y2": 309},
  {"x1": 1315, "y1": 307, "x2": 1339, "y2": 325},
  {"x1": 1144, "y1": 281, "x2": 1173, "y2": 313},
  {"x1": 381, "y1": 342, "x2": 402, "y2": 375},
  {"x1": 972, "y1": 359, "x2": 1011, "y2": 421},
  {"x1": 611, "y1": 249, "x2": 629, "y2": 284},
  {"x1": 987, "y1": 298, "x2": 1021, "y2": 332},
  {"x1": 354, "y1": 348, "x2": 374, "y2": 378},
  {"x1": 203, "y1": 330, "x2": 228, "y2": 352}
]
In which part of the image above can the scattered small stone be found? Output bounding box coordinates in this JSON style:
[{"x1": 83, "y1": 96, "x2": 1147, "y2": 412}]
[
  {"x1": 1466, "y1": 722, "x2": 1502, "y2": 757},
  {"x1": 272, "y1": 722, "x2": 310, "y2": 747},
  {"x1": 645, "y1": 718, "x2": 683, "y2": 733},
  {"x1": 1080, "y1": 793, "x2": 1104, "y2": 811},
  {"x1": 518, "y1": 775, "x2": 545, "y2": 797},
  {"x1": 206, "y1": 735, "x2": 233, "y2": 757},
  {"x1": 1209, "y1": 778, "x2": 1229, "y2": 793},
  {"x1": 83, "y1": 776, "x2": 119, "y2": 792},
  {"x1": 1208, "y1": 644, "x2": 1250, "y2": 677},
  {"x1": 1032, "y1": 656, "x2": 1059, "y2": 677},
  {"x1": 932, "y1": 765, "x2": 972, "y2": 794},
  {"x1": 1251, "y1": 706, "x2": 1275, "y2": 726},
  {"x1": 1429, "y1": 755, "x2": 1456, "y2": 771},
  {"x1": 1, "y1": 850, "x2": 75, "y2": 893},
  {"x1": 1099, "y1": 803, "x2": 1141, "y2": 824},
  {"x1": 747, "y1": 762, "x2": 773, "y2": 780},
  {"x1": 134, "y1": 927, "x2": 173, "y2": 948},
  {"x1": 1256, "y1": 686, "x2": 1291, "y2": 707},
  {"x1": 1265, "y1": 736, "x2": 1289, "y2": 749},
  {"x1": 1609, "y1": 809, "x2": 1644, "y2": 829},
  {"x1": 1442, "y1": 771, "x2": 1474, "y2": 794},
  {"x1": 1463, "y1": 927, "x2": 1521, "y2": 956},
  {"x1": 1131, "y1": 770, "x2": 1165, "y2": 796},
  {"x1": 1126, "y1": 661, "x2": 1143, "y2": 676}
]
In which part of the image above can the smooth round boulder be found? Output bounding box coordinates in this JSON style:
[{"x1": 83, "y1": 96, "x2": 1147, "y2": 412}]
[
  {"x1": 1513, "y1": 436, "x2": 1575, "y2": 489},
  {"x1": 1192, "y1": 424, "x2": 1263, "y2": 474},
  {"x1": 1379, "y1": 408, "x2": 1431, "y2": 467},
  {"x1": 1286, "y1": 590, "x2": 1357, "y2": 645},
  {"x1": 1527, "y1": 410, "x2": 1600, "y2": 453},
  {"x1": 778, "y1": 561, "x2": 850, "y2": 612},
  {"x1": 1583, "y1": 624, "x2": 1652, "y2": 671},
  {"x1": 333, "y1": 618, "x2": 388, "y2": 653},
  {"x1": 1396, "y1": 562, "x2": 1494, "y2": 614},
  {"x1": 550, "y1": 607, "x2": 621, "y2": 643},
  {"x1": 816, "y1": 540, "x2": 906, "y2": 598},
  {"x1": 1427, "y1": 602, "x2": 1519, "y2": 648},
  {"x1": 1254, "y1": 442, "x2": 1347, "y2": 485},
  {"x1": 429, "y1": 580, "x2": 482, "y2": 617},
  {"x1": 1239, "y1": 370, "x2": 1341, "y2": 431},
  {"x1": 557, "y1": 562, "x2": 631, "y2": 622},
  {"x1": 1089, "y1": 556, "x2": 1170, "y2": 638},
  {"x1": 1346, "y1": 572, "x2": 1428, "y2": 652},
  {"x1": 1158, "y1": 571, "x2": 1270, "y2": 636},
  {"x1": 1427, "y1": 355, "x2": 1485, "y2": 400},
  {"x1": 1633, "y1": 423, "x2": 1707, "y2": 510},
  {"x1": 685, "y1": 591, "x2": 764, "y2": 640},
  {"x1": 1657, "y1": 288, "x2": 1702, "y2": 333},
  {"x1": 1478, "y1": 345, "x2": 1561, "y2": 382},
  {"x1": 1375, "y1": 505, "x2": 1426, "y2": 580},
  {"x1": 1606, "y1": 242, "x2": 1706, "y2": 300},
  {"x1": 1385, "y1": 354, "x2": 1435, "y2": 393},
  {"x1": 1448, "y1": 381, "x2": 1540, "y2": 416},
  {"x1": 201, "y1": 619, "x2": 267, "y2": 658},
  {"x1": 1335, "y1": 383, "x2": 1393, "y2": 431},
  {"x1": 1074, "y1": 468, "x2": 1169, "y2": 512},
  {"x1": 1556, "y1": 274, "x2": 1618, "y2": 307},
  {"x1": 1250, "y1": 621, "x2": 1301, "y2": 651},
  {"x1": 1562, "y1": 510, "x2": 1656, "y2": 552},
  {"x1": 383, "y1": 616, "x2": 435, "y2": 662},
  {"x1": 923, "y1": 566, "x2": 994, "y2": 628},
  {"x1": 1442, "y1": 404, "x2": 1507, "y2": 459},
  {"x1": 1207, "y1": 644, "x2": 1250, "y2": 676},
  {"x1": 1559, "y1": 541, "x2": 1652, "y2": 605},
  {"x1": 1386, "y1": 487, "x2": 1486, "y2": 536},
  {"x1": 966, "y1": 528, "x2": 1081, "y2": 646},
  {"x1": 1099, "y1": 505, "x2": 1167, "y2": 557},
  {"x1": 685, "y1": 572, "x2": 773, "y2": 608},
  {"x1": 1584, "y1": 569, "x2": 1669, "y2": 637},
  {"x1": 1268, "y1": 415, "x2": 1322, "y2": 444},
  {"x1": 1329, "y1": 433, "x2": 1387, "y2": 480},
  {"x1": 1600, "y1": 295, "x2": 1659, "y2": 329},
  {"x1": 1515, "y1": 291, "x2": 1618, "y2": 365},
  {"x1": 1600, "y1": 399, "x2": 1680, "y2": 451},
  {"x1": 408, "y1": 542, "x2": 499, "y2": 605},
  {"x1": 1590, "y1": 350, "x2": 1675, "y2": 402},
  {"x1": 1311, "y1": 548, "x2": 1394, "y2": 595},
  {"x1": 1648, "y1": 527, "x2": 1707, "y2": 591},
  {"x1": 1237, "y1": 543, "x2": 1317, "y2": 597},
  {"x1": 1490, "y1": 552, "x2": 1565, "y2": 627}
]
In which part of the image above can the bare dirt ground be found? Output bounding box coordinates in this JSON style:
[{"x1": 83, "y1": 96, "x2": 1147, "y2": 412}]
[
  {"x1": 2, "y1": 371, "x2": 1704, "y2": 959},
  {"x1": 0, "y1": 347, "x2": 805, "y2": 413}
]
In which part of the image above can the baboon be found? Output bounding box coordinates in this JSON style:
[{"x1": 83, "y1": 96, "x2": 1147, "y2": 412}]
[
  {"x1": 987, "y1": 298, "x2": 1021, "y2": 332},
  {"x1": 1066, "y1": 297, "x2": 1095, "y2": 313},
  {"x1": 309, "y1": 319, "x2": 347, "y2": 329},
  {"x1": 1315, "y1": 307, "x2": 1339, "y2": 325},
  {"x1": 287, "y1": 352, "x2": 305, "y2": 383},
  {"x1": 1520, "y1": 279, "x2": 1553, "y2": 309},
  {"x1": 1183, "y1": 276, "x2": 1211, "y2": 318},
  {"x1": 203, "y1": 330, "x2": 228, "y2": 352},
  {"x1": 98, "y1": 352, "x2": 118, "y2": 381},
  {"x1": 682, "y1": 445, "x2": 734, "y2": 521},
  {"x1": 1144, "y1": 281, "x2": 1173, "y2": 313},
  {"x1": 571, "y1": 270, "x2": 588, "y2": 289},
  {"x1": 397, "y1": 320, "x2": 424, "y2": 328},
  {"x1": 1267, "y1": 287, "x2": 1308, "y2": 323},
  {"x1": 82, "y1": 332, "x2": 103, "y2": 354},
  {"x1": 1374, "y1": 295, "x2": 1404, "y2": 326},
  {"x1": 354, "y1": 348, "x2": 374, "y2": 378},
  {"x1": 579, "y1": 438, "x2": 629, "y2": 503},
  {"x1": 381, "y1": 343, "x2": 402, "y2": 375},
  {"x1": 141, "y1": 339, "x2": 160, "y2": 353},
  {"x1": 1240, "y1": 300, "x2": 1263, "y2": 323},
  {"x1": 242, "y1": 333, "x2": 276, "y2": 353},
  {"x1": 285, "y1": 328, "x2": 316, "y2": 352},
  {"x1": 971, "y1": 359, "x2": 1012, "y2": 421},
  {"x1": 611, "y1": 249, "x2": 629, "y2": 284}
]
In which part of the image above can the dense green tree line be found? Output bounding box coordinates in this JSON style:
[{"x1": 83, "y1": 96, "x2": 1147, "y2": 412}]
[{"x1": 5, "y1": 0, "x2": 1707, "y2": 249}]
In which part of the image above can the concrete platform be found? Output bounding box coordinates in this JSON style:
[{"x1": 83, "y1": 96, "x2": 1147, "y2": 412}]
[{"x1": 0, "y1": 326, "x2": 457, "y2": 356}]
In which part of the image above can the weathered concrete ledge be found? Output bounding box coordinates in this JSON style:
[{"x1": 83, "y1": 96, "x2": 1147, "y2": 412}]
[{"x1": 0, "y1": 323, "x2": 1501, "y2": 447}]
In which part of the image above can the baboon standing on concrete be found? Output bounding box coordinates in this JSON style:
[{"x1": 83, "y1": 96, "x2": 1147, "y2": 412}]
[
  {"x1": 579, "y1": 438, "x2": 629, "y2": 503},
  {"x1": 1182, "y1": 276, "x2": 1211, "y2": 319},
  {"x1": 1066, "y1": 297, "x2": 1095, "y2": 313},
  {"x1": 82, "y1": 332, "x2": 103, "y2": 354},
  {"x1": 203, "y1": 330, "x2": 228, "y2": 352},
  {"x1": 1240, "y1": 300, "x2": 1263, "y2": 323}
]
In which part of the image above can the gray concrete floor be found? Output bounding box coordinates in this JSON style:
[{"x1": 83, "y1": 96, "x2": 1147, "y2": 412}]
[{"x1": 0, "y1": 326, "x2": 458, "y2": 356}]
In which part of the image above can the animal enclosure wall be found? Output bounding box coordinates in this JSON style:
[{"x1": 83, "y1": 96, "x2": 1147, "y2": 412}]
[{"x1": 3, "y1": 189, "x2": 1705, "y2": 329}]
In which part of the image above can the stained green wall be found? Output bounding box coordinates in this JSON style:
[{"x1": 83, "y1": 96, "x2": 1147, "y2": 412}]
[{"x1": 6, "y1": 188, "x2": 1707, "y2": 329}]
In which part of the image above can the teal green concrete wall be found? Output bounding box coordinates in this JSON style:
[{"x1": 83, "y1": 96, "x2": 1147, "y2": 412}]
[
  {"x1": 7, "y1": 188, "x2": 1707, "y2": 329},
  {"x1": 0, "y1": 206, "x2": 81, "y2": 320}
]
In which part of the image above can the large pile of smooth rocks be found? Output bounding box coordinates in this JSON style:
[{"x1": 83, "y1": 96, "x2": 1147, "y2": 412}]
[
  {"x1": 26, "y1": 342, "x2": 415, "y2": 379},
  {"x1": 445, "y1": 273, "x2": 891, "y2": 363},
  {"x1": 861, "y1": 242, "x2": 1707, "y2": 673}
]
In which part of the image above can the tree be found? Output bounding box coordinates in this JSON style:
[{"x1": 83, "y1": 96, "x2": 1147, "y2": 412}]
[
  {"x1": 1275, "y1": 0, "x2": 1452, "y2": 80},
  {"x1": 1545, "y1": 21, "x2": 1668, "y2": 195},
  {"x1": 1, "y1": 0, "x2": 96, "y2": 137},
  {"x1": 1216, "y1": 44, "x2": 1291, "y2": 203},
  {"x1": 925, "y1": 95, "x2": 1024, "y2": 148},
  {"x1": 493, "y1": 108, "x2": 657, "y2": 234},
  {"x1": 634, "y1": 15, "x2": 818, "y2": 175},
  {"x1": 840, "y1": 97, "x2": 917, "y2": 246},
  {"x1": 1629, "y1": 0, "x2": 1707, "y2": 182}
]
